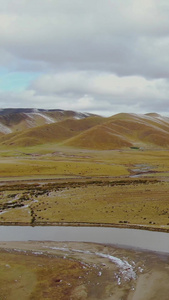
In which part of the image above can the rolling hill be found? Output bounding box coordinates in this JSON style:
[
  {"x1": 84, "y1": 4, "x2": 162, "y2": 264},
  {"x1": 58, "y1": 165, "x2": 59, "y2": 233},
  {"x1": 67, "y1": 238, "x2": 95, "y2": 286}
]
[
  {"x1": 0, "y1": 114, "x2": 105, "y2": 147},
  {"x1": 0, "y1": 108, "x2": 95, "y2": 134},
  {"x1": 1, "y1": 110, "x2": 169, "y2": 149},
  {"x1": 64, "y1": 113, "x2": 169, "y2": 149}
]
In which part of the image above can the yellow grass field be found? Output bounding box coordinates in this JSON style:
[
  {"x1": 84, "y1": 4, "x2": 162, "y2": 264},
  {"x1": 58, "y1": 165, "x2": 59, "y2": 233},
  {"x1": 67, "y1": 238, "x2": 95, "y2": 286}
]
[
  {"x1": 0, "y1": 145, "x2": 169, "y2": 231},
  {"x1": 0, "y1": 144, "x2": 169, "y2": 300},
  {"x1": 1, "y1": 241, "x2": 169, "y2": 300}
]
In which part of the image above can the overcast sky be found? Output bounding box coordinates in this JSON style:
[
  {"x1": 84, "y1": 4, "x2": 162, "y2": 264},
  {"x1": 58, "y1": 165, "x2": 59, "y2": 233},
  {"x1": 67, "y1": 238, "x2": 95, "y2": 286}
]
[{"x1": 1, "y1": 0, "x2": 169, "y2": 116}]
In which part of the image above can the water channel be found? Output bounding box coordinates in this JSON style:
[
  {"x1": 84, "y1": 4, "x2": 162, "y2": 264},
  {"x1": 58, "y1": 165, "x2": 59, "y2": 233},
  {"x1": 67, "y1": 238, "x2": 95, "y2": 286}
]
[{"x1": 0, "y1": 226, "x2": 169, "y2": 253}]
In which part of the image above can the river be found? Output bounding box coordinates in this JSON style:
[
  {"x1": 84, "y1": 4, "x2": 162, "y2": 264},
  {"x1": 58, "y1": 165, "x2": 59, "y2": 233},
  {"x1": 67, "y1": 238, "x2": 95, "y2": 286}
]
[{"x1": 0, "y1": 226, "x2": 169, "y2": 253}]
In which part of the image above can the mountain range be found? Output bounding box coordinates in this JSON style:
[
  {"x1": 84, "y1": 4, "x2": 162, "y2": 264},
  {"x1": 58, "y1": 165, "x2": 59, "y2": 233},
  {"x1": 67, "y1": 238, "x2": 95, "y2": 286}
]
[{"x1": 0, "y1": 109, "x2": 169, "y2": 149}]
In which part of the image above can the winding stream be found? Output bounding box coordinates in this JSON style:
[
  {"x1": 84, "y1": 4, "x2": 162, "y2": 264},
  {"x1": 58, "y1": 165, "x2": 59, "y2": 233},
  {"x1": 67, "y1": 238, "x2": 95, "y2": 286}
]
[{"x1": 0, "y1": 226, "x2": 169, "y2": 253}]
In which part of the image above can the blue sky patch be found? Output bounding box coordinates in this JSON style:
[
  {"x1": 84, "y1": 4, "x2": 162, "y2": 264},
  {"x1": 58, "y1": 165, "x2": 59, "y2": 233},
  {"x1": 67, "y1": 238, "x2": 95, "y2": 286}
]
[{"x1": 0, "y1": 70, "x2": 41, "y2": 92}]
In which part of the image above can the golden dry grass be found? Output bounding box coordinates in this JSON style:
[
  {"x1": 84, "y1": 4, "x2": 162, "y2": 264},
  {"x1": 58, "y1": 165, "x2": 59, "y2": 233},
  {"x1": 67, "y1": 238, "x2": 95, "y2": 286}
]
[
  {"x1": 63, "y1": 125, "x2": 133, "y2": 149},
  {"x1": 0, "y1": 116, "x2": 104, "y2": 147},
  {"x1": 0, "y1": 178, "x2": 169, "y2": 230},
  {"x1": 0, "y1": 157, "x2": 128, "y2": 178},
  {"x1": 0, "y1": 147, "x2": 169, "y2": 230},
  {"x1": 0, "y1": 248, "x2": 92, "y2": 300},
  {"x1": 63, "y1": 113, "x2": 169, "y2": 149},
  {"x1": 0, "y1": 241, "x2": 169, "y2": 300},
  {"x1": 2, "y1": 112, "x2": 169, "y2": 149}
]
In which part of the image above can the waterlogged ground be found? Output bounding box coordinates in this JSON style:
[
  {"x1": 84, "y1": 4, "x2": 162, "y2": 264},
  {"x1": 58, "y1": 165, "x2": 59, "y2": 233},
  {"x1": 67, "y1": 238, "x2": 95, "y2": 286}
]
[
  {"x1": 0, "y1": 148, "x2": 169, "y2": 230},
  {"x1": 0, "y1": 241, "x2": 169, "y2": 300},
  {"x1": 0, "y1": 178, "x2": 169, "y2": 231},
  {"x1": 0, "y1": 148, "x2": 169, "y2": 299}
]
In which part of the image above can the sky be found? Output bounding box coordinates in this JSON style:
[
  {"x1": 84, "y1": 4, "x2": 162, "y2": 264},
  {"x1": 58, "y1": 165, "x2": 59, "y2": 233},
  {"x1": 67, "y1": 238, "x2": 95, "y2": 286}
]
[{"x1": 1, "y1": 0, "x2": 169, "y2": 116}]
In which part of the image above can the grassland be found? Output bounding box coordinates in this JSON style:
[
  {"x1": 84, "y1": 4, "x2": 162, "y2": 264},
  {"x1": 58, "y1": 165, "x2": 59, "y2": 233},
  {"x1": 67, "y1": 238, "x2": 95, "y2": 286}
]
[
  {"x1": 0, "y1": 145, "x2": 169, "y2": 231},
  {"x1": 0, "y1": 144, "x2": 169, "y2": 300},
  {"x1": 0, "y1": 243, "x2": 93, "y2": 300},
  {"x1": 0, "y1": 241, "x2": 169, "y2": 300},
  {"x1": 1, "y1": 111, "x2": 169, "y2": 300}
]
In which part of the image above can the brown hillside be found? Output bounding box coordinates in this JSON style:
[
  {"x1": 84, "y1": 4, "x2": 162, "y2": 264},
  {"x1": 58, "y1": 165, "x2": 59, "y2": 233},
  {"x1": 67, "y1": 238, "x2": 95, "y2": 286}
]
[
  {"x1": 45, "y1": 110, "x2": 94, "y2": 121},
  {"x1": 63, "y1": 124, "x2": 133, "y2": 150},
  {"x1": 0, "y1": 116, "x2": 104, "y2": 147},
  {"x1": 64, "y1": 113, "x2": 169, "y2": 149},
  {"x1": 1, "y1": 112, "x2": 169, "y2": 149},
  {"x1": 0, "y1": 109, "x2": 97, "y2": 134},
  {"x1": 107, "y1": 114, "x2": 169, "y2": 146}
]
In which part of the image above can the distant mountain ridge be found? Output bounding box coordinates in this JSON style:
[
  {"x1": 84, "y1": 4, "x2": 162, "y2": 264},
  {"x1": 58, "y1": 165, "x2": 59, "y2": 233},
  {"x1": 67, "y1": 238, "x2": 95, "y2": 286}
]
[
  {"x1": 0, "y1": 108, "x2": 95, "y2": 134},
  {"x1": 0, "y1": 109, "x2": 169, "y2": 149}
]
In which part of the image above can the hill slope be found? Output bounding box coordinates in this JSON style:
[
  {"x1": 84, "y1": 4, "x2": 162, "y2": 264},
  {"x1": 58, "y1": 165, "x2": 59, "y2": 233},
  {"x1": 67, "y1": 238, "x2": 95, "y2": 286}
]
[
  {"x1": 0, "y1": 108, "x2": 95, "y2": 134},
  {"x1": 0, "y1": 115, "x2": 105, "y2": 147},
  {"x1": 63, "y1": 113, "x2": 169, "y2": 149},
  {"x1": 1, "y1": 111, "x2": 169, "y2": 149}
]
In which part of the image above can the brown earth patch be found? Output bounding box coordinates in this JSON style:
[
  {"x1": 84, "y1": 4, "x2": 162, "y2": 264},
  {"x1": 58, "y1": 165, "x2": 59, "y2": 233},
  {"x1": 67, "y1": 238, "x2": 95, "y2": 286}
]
[{"x1": 0, "y1": 241, "x2": 169, "y2": 300}]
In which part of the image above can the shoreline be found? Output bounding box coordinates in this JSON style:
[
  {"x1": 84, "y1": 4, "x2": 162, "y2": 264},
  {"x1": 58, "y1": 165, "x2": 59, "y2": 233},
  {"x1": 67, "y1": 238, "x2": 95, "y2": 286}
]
[
  {"x1": 0, "y1": 221, "x2": 169, "y2": 233},
  {"x1": 0, "y1": 240, "x2": 169, "y2": 300},
  {"x1": 0, "y1": 176, "x2": 169, "y2": 234}
]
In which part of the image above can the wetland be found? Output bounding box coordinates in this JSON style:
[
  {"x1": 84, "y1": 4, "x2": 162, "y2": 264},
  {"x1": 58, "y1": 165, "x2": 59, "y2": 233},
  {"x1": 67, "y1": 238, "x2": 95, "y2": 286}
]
[
  {"x1": 0, "y1": 241, "x2": 169, "y2": 300},
  {"x1": 0, "y1": 147, "x2": 169, "y2": 299}
]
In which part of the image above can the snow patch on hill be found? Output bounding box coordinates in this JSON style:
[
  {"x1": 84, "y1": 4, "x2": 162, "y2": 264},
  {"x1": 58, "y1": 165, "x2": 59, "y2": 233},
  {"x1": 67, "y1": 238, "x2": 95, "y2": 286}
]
[
  {"x1": 0, "y1": 123, "x2": 12, "y2": 134},
  {"x1": 25, "y1": 112, "x2": 55, "y2": 124}
]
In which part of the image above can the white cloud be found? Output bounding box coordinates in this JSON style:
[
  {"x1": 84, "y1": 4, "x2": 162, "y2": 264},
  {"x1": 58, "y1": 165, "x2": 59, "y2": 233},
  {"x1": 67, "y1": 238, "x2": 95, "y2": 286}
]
[
  {"x1": 1, "y1": 71, "x2": 169, "y2": 116},
  {"x1": 31, "y1": 71, "x2": 169, "y2": 101},
  {"x1": 1, "y1": 0, "x2": 169, "y2": 114},
  {"x1": 1, "y1": 0, "x2": 169, "y2": 73}
]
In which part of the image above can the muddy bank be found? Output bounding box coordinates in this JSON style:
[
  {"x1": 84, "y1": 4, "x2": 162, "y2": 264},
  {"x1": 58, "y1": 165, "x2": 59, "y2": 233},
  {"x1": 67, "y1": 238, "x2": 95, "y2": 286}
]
[
  {"x1": 1, "y1": 221, "x2": 169, "y2": 233},
  {"x1": 0, "y1": 241, "x2": 169, "y2": 300}
]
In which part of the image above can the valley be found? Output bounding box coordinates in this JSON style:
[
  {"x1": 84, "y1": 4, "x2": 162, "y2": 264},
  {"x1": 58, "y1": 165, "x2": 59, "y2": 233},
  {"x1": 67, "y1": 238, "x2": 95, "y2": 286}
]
[
  {"x1": 0, "y1": 146, "x2": 169, "y2": 231},
  {"x1": 0, "y1": 109, "x2": 169, "y2": 299}
]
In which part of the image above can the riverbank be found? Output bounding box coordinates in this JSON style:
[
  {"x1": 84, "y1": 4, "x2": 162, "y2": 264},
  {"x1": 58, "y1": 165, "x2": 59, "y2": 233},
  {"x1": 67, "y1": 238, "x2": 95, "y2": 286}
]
[
  {"x1": 0, "y1": 148, "x2": 169, "y2": 299},
  {"x1": 1, "y1": 221, "x2": 169, "y2": 233},
  {"x1": 0, "y1": 177, "x2": 169, "y2": 232},
  {"x1": 0, "y1": 225, "x2": 168, "y2": 254},
  {"x1": 0, "y1": 241, "x2": 169, "y2": 300}
]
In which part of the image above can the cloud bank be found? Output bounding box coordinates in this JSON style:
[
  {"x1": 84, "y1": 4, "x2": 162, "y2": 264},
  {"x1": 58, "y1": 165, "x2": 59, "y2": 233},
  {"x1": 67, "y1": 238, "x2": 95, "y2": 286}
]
[{"x1": 0, "y1": 0, "x2": 169, "y2": 116}]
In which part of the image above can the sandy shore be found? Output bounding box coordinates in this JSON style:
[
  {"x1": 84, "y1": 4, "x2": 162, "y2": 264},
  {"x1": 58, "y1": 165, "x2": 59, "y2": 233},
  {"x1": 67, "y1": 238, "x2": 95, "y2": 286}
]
[{"x1": 0, "y1": 241, "x2": 169, "y2": 300}]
